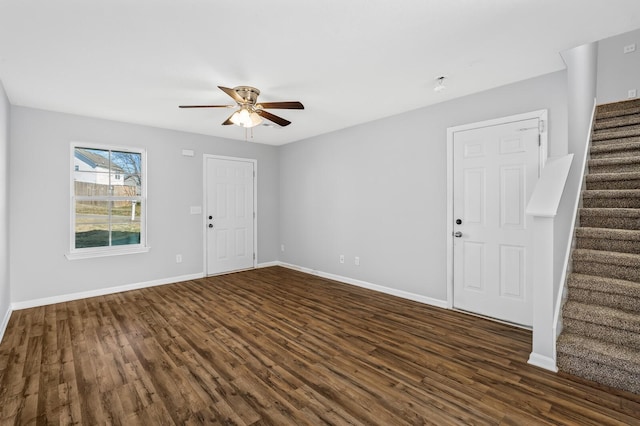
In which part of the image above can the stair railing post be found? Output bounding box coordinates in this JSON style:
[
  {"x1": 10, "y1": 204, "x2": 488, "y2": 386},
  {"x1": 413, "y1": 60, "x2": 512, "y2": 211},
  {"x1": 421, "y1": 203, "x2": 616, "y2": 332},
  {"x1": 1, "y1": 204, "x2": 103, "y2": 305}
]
[
  {"x1": 528, "y1": 215, "x2": 559, "y2": 371},
  {"x1": 526, "y1": 154, "x2": 574, "y2": 372}
]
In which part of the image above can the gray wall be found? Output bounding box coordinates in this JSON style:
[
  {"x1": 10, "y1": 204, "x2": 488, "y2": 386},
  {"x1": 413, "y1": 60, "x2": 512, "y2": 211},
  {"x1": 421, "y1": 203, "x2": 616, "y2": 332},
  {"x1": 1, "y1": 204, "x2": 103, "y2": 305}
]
[
  {"x1": 9, "y1": 107, "x2": 279, "y2": 303},
  {"x1": 597, "y1": 28, "x2": 640, "y2": 104},
  {"x1": 0, "y1": 81, "x2": 10, "y2": 332},
  {"x1": 279, "y1": 71, "x2": 568, "y2": 302}
]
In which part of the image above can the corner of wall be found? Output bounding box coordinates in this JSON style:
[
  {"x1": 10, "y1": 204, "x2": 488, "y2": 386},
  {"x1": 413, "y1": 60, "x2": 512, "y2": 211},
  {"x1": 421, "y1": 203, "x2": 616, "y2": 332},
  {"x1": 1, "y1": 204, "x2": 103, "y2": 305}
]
[{"x1": 0, "y1": 78, "x2": 12, "y2": 345}]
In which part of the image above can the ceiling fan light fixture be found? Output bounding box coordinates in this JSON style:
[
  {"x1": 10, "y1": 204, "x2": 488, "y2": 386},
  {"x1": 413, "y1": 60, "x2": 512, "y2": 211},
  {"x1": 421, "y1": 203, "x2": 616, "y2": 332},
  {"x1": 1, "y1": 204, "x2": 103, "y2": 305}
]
[{"x1": 230, "y1": 107, "x2": 263, "y2": 128}]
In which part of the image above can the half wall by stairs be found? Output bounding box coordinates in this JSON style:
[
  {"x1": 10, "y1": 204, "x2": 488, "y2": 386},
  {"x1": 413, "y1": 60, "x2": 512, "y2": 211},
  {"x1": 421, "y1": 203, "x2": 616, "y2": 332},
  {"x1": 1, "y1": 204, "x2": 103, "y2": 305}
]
[{"x1": 557, "y1": 98, "x2": 640, "y2": 395}]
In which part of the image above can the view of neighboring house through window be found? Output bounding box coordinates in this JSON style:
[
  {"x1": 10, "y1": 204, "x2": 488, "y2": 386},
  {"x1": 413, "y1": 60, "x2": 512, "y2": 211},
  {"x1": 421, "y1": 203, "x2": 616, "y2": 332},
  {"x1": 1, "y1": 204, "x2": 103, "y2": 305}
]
[{"x1": 72, "y1": 145, "x2": 145, "y2": 252}]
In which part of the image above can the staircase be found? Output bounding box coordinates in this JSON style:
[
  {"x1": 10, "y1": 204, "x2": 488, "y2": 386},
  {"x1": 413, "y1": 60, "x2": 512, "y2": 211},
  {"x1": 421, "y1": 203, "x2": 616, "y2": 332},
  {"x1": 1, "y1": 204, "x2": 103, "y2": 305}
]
[{"x1": 557, "y1": 98, "x2": 640, "y2": 395}]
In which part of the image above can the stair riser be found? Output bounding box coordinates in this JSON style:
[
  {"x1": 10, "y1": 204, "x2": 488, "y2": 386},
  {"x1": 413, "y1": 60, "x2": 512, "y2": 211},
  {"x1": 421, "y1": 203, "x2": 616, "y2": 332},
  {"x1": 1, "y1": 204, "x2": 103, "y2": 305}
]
[
  {"x1": 594, "y1": 115, "x2": 640, "y2": 130},
  {"x1": 576, "y1": 237, "x2": 640, "y2": 254},
  {"x1": 579, "y1": 215, "x2": 640, "y2": 230},
  {"x1": 586, "y1": 179, "x2": 640, "y2": 190},
  {"x1": 567, "y1": 287, "x2": 640, "y2": 314},
  {"x1": 572, "y1": 260, "x2": 640, "y2": 282},
  {"x1": 596, "y1": 99, "x2": 640, "y2": 116},
  {"x1": 591, "y1": 135, "x2": 640, "y2": 147},
  {"x1": 590, "y1": 149, "x2": 640, "y2": 159},
  {"x1": 563, "y1": 318, "x2": 640, "y2": 350},
  {"x1": 556, "y1": 354, "x2": 640, "y2": 394},
  {"x1": 589, "y1": 163, "x2": 640, "y2": 174},
  {"x1": 592, "y1": 128, "x2": 640, "y2": 142},
  {"x1": 582, "y1": 197, "x2": 640, "y2": 208}
]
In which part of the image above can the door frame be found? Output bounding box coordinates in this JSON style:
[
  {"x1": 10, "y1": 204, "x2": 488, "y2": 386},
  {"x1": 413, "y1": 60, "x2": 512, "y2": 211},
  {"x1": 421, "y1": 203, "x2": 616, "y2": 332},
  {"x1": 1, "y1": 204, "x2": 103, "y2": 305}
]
[
  {"x1": 445, "y1": 109, "x2": 548, "y2": 309},
  {"x1": 202, "y1": 154, "x2": 258, "y2": 275}
]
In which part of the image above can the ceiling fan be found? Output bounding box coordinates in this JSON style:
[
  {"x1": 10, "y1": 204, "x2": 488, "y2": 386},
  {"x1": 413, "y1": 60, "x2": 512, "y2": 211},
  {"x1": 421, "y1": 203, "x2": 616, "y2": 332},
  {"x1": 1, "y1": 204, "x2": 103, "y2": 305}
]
[{"x1": 179, "y1": 86, "x2": 304, "y2": 128}]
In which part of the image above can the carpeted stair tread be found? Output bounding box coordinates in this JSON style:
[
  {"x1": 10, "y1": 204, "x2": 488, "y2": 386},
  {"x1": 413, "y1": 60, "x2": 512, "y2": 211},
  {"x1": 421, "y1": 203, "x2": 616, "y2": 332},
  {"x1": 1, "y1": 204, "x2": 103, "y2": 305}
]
[
  {"x1": 572, "y1": 249, "x2": 640, "y2": 282},
  {"x1": 585, "y1": 171, "x2": 640, "y2": 190},
  {"x1": 589, "y1": 141, "x2": 640, "y2": 159},
  {"x1": 575, "y1": 227, "x2": 640, "y2": 254},
  {"x1": 595, "y1": 114, "x2": 640, "y2": 131},
  {"x1": 556, "y1": 333, "x2": 640, "y2": 376},
  {"x1": 596, "y1": 98, "x2": 640, "y2": 117},
  {"x1": 592, "y1": 124, "x2": 640, "y2": 142},
  {"x1": 580, "y1": 207, "x2": 640, "y2": 219},
  {"x1": 586, "y1": 171, "x2": 640, "y2": 182},
  {"x1": 556, "y1": 353, "x2": 640, "y2": 394},
  {"x1": 568, "y1": 273, "x2": 640, "y2": 298},
  {"x1": 563, "y1": 300, "x2": 640, "y2": 332},
  {"x1": 591, "y1": 134, "x2": 640, "y2": 148},
  {"x1": 572, "y1": 249, "x2": 640, "y2": 267},
  {"x1": 588, "y1": 156, "x2": 640, "y2": 174},
  {"x1": 562, "y1": 318, "x2": 640, "y2": 350},
  {"x1": 588, "y1": 156, "x2": 640, "y2": 168},
  {"x1": 579, "y1": 207, "x2": 640, "y2": 229},
  {"x1": 581, "y1": 190, "x2": 640, "y2": 209}
]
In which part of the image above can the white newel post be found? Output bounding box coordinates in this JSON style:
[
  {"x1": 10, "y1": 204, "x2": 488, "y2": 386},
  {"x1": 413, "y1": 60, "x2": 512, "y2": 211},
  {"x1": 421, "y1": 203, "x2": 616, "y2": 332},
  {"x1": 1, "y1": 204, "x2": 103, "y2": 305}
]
[
  {"x1": 528, "y1": 215, "x2": 559, "y2": 371},
  {"x1": 525, "y1": 155, "x2": 573, "y2": 372}
]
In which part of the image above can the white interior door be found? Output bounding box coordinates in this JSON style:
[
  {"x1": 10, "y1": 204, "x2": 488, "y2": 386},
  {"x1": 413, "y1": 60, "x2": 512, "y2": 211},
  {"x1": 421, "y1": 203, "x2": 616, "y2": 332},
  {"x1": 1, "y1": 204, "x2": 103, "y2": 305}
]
[
  {"x1": 452, "y1": 118, "x2": 540, "y2": 327},
  {"x1": 205, "y1": 157, "x2": 255, "y2": 275}
]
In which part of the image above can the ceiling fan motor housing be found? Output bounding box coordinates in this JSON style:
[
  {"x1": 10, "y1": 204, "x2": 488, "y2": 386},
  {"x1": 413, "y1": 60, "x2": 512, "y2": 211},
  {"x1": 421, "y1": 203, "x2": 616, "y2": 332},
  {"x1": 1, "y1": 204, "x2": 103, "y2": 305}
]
[{"x1": 234, "y1": 86, "x2": 260, "y2": 105}]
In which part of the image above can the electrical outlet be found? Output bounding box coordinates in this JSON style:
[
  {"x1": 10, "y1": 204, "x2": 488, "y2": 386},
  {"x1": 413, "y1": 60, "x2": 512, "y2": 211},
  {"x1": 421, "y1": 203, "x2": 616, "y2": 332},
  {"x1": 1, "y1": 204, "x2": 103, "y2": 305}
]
[
  {"x1": 628, "y1": 89, "x2": 637, "y2": 99},
  {"x1": 176, "y1": 254, "x2": 182, "y2": 263},
  {"x1": 339, "y1": 254, "x2": 345, "y2": 264},
  {"x1": 281, "y1": 244, "x2": 285, "y2": 252},
  {"x1": 624, "y1": 43, "x2": 636, "y2": 54},
  {"x1": 355, "y1": 256, "x2": 360, "y2": 266}
]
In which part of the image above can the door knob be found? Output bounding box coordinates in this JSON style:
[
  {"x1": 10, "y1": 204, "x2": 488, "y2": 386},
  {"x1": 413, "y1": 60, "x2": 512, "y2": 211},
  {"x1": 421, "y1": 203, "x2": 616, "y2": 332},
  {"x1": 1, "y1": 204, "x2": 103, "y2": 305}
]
[
  {"x1": 208, "y1": 224, "x2": 213, "y2": 228},
  {"x1": 453, "y1": 231, "x2": 462, "y2": 238}
]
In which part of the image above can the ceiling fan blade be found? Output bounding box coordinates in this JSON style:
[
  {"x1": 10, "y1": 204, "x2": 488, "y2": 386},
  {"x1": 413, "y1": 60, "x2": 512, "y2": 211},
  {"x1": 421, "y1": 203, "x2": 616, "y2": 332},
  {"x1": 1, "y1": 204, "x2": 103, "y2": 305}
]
[
  {"x1": 222, "y1": 113, "x2": 235, "y2": 125},
  {"x1": 257, "y1": 101, "x2": 304, "y2": 110},
  {"x1": 179, "y1": 105, "x2": 234, "y2": 108},
  {"x1": 218, "y1": 86, "x2": 244, "y2": 104},
  {"x1": 257, "y1": 110, "x2": 291, "y2": 127}
]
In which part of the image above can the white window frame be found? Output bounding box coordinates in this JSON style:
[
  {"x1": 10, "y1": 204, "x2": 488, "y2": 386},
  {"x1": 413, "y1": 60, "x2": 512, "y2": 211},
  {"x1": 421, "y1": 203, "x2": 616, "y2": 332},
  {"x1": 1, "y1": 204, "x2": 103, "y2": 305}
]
[{"x1": 66, "y1": 142, "x2": 149, "y2": 260}]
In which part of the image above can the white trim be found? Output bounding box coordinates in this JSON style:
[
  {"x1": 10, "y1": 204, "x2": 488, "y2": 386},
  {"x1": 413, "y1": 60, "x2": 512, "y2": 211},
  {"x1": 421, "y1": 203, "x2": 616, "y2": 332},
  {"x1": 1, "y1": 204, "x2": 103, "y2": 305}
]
[
  {"x1": 10, "y1": 272, "x2": 204, "y2": 311},
  {"x1": 65, "y1": 245, "x2": 150, "y2": 260},
  {"x1": 203, "y1": 155, "x2": 258, "y2": 276},
  {"x1": 528, "y1": 352, "x2": 559, "y2": 372},
  {"x1": 0, "y1": 305, "x2": 12, "y2": 344},
  {"x1": 257, "y1": 261, "x2": 280, "y2": 268},
  {"x1": 552, "y1": 98, "x2": 598, "y2": 340},
  {"x1": 446, "y1": 109, "x2": 548, "y2": 309},
  {"x1": 278, "y1": 262, "x2": 448, "y2": 309}
]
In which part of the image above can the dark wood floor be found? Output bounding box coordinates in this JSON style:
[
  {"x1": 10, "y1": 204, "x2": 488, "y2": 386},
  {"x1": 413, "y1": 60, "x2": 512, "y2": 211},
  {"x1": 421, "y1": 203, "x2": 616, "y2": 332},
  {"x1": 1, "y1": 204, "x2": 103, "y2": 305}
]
[{"x1": 1, "y1": 267, "x2": 639, "y2": 425}]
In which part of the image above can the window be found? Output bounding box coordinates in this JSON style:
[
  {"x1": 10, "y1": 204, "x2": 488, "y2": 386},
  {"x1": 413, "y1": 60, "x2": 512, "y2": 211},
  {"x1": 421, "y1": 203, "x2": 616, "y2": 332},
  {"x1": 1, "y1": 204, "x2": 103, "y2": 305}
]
[{"x1": 68, "y1": 144, "x2": 148, "y2": 259}]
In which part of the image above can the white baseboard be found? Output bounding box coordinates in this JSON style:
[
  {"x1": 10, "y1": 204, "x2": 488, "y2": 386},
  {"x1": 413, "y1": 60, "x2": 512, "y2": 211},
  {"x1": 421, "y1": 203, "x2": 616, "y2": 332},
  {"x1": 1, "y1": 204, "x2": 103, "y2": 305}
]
[
  {"x1": 278, "y1": 262, "x2": 448, "y2": 309},
  {"x1": 528, "y1": 352, "x2": 558, "y2": 372},
  {"x1": 11, "y1": 272, "x2": 205, "y2": 311},
  {"x1": 0, "y1": 305, "x2": 12, "y2": 344},
  {"x1": 256, "y1": 261, "x2": 280, "y2": 268}
]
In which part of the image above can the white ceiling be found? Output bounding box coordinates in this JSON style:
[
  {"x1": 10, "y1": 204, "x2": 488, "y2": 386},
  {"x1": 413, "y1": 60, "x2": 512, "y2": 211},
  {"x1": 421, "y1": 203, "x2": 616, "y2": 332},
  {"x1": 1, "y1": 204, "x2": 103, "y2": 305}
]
[{"x1": 1, "y1": 1, "x2": 640, "y2": 146}]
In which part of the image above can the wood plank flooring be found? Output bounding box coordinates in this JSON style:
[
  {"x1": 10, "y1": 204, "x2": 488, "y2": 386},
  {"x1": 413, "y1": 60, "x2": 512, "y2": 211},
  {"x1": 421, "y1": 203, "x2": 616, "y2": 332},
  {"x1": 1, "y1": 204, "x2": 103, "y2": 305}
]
[{"x1": 1, "y1": 266, "x2": 639, "y2": 425}]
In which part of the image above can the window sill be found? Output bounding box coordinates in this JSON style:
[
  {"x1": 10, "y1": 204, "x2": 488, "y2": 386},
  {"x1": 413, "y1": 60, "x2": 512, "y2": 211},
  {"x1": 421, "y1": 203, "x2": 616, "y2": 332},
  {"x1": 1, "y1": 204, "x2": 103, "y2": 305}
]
[{"x1": 65, "y1": 246, "x2": 150, "y2": 260}]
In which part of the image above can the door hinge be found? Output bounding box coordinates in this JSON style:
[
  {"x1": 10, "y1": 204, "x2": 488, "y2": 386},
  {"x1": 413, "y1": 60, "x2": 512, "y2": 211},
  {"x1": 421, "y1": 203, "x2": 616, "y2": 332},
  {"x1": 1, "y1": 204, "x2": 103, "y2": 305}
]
[
  {"x1": 253, "y1": 212, "x2": 256, "y2": 219},
  {"x1": 538, "y1": 133, "x2": 541, "y2": 146},
  {"x1": 253, "y1": 171, "x2": 256, "y2": 178},
  {"x1": 253, "y1": 253, "x2": 255, "y2": 260}
]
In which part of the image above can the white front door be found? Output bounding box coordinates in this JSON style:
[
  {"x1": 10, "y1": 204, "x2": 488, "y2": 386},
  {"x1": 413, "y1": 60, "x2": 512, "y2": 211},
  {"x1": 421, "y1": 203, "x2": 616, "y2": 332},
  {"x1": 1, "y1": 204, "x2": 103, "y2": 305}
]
[
  {"x1": 205, "y1": 156, "x2": 255, "y2": 275},
  {"x1": 452, "y1": 118, "x2": 540, "y2": 327}
]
